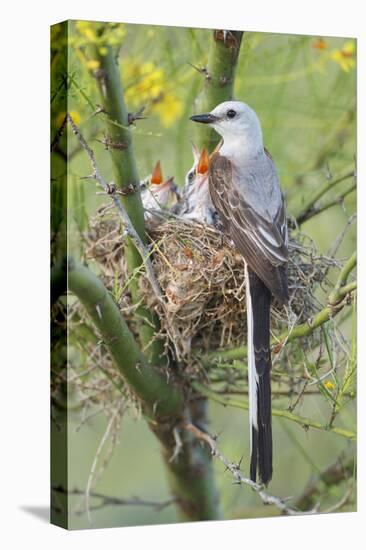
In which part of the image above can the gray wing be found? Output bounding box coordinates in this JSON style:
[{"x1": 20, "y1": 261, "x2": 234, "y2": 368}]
[{"x1": 209, "y1": 153, "x2": 289, "y2": 304}]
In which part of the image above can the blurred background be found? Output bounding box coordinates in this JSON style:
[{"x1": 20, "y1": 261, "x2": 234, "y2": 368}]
[{"x1": 51, "y1": 22, "x2": 356, "y2": 528}]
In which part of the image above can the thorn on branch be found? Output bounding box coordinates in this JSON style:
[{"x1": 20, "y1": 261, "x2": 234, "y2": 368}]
[
  {"x1": 127, "y1": 106, "x2": 147, "y2": 125},
  {"x1": 95, "y1": 303, "x2": 103, "y2": 320},
  {"x1": 169, "y1": 427, "x2": 183, "y2": 463},
  {"x1": 92, "y1": 104, "x2": 107, "y2": 117},
  {"x1": 325, "y1": 161, "x2": 332, "y2": 181},
  {"x1": 219, "y1": 75, "x2": 231, "y2": 86},
  {"x1": 187, "y1": 62, "x2": 211, "y2": 79},
  {"x1": 106, "y1": 182, "x2": 116, "y2": 194},
  {"x1": 116, "y1": 183, "x2": 138, "y2": 196},
  {"x1": 96, "y1": 134, "x2": 128, "y2": 151},
  {"x1": 213, "y1": 30, "x2": 239, "y2": 48}
]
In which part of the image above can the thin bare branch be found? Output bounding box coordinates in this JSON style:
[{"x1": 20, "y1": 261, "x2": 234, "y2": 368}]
[
  {"x1": 85, "y1": 403, "x2": 123, "y2": 524},
  {"x1": 321, "y1": 482, "x2": 354, "y2": 514},
  {"x1": 183, "y1": 422, "x2": 317, "y2": 516},
  {"x1": 301, "y1": 182, "x2": 356, "y2": 223},
  {"x1": 295, "y1": 167, "x2": 356, "y2": 225},
  {"x1": 52, "y1": 486, "x2": 177, "y2": 514},
  {"x1": 293, "y1": 452, "x2": 355, "y2": 510}
]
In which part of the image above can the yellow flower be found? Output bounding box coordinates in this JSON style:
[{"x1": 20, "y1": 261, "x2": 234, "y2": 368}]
[
  {"x1": 324, "y1": 381, "x2": 335, "y2": 391},
  {"x1": 86, "y1": 59, "x2": 100, "y2": 71},
  {"x1": 139, "y1": 70, "x2": 164, "y2": 96},
  {"x1": 75, "y1": 21, "x2": 97, "y2": 42},
  {"x1": 331, "y1": 40, "x2": 356, "y2": 72},
  {"x1": 124, "y1": 62, "x2": 165, "y2": 104},
  {"x1": 74, "y1": 21, "x2": 125, "y2": 48},
  {"x1": 68, "y1": 110, "x2": 81, "y2": 126},
  {"x1": 123, "y1": 59, "x2": 183, "y2": 126},
  {"x1": 141, "y1": 62, "x2": 155, "y2": 74},
  {"x1": 153, "y1": 93, "x2": 184, "y2": 127},
  {"x1": 55, "y1": 110, "x2": 81, "y2": 128}
]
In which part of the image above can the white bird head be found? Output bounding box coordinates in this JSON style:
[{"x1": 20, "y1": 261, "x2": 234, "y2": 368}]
[{"x1": 190, "y1": 101, "x2": 264, "y2": 159}]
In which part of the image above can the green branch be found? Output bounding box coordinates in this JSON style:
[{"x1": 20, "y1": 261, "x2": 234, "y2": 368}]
[
  {"x1": 276, "y1": 286, "x2": 356, "y2": 347},
  {"x1": 68, "y1": 258, "x2": 183, "y2": 418},
  {"x1": 329, "y1": 252, "x2": 356, "y2": 302},
  {"x1": 200, "y1": 345, "x2": 247, "y2": 366},
  {"x1": 295, "y1": 168, "x2": 355, "y2": 225},
  {"x1": 297, "y1": 182, "x2": 356, "y2": 224},
  {"x1": 89, "y1": 44, "x2": 145, "y2": 239},
  {"x1": 195, "y1": 30, "x2": 243, "y2": 151},
  {"x1": 192, "y1": 382, "x2": 356, "y2": 440},
  {"x1": 81, "y1": 41, "x2": 166, "y2": 365},
  {"x1": 277, "y1": 252, "x2": 356, "y2": 346}
]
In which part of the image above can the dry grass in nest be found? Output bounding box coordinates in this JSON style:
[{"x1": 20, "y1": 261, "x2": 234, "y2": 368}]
[{"x1": 85, "y1": 206, "x2": 339, "y2": 364}]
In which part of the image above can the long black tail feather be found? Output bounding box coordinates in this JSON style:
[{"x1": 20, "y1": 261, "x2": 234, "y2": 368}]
[{"x1": 247, "y1": 267, "x2": 273, "y2": 486}]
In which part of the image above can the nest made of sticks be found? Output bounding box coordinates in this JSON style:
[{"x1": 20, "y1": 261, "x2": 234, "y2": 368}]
[{"x1": 85, "y1": 206, "x2": 339, "y2": 364}]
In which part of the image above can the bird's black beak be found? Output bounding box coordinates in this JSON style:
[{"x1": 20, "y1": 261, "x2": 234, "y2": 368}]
[{"x1": 190, "y1": 113, "x2": 217, "y2": 124}]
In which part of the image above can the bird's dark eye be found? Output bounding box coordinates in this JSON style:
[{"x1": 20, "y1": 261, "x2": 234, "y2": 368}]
[
  {"x1": 227, "y1": 109, "x2": 236, "y2": 119},
  {"x1": 188, "y1": 171, "x2": 195, "y2": 181}
]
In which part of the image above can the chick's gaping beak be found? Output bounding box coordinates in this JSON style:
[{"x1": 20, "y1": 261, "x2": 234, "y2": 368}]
[
  {"x1": 197, "y1": 147, "x2": 210, "y2": 174},
  {"x1": 190, "y1": 113, "x2": 217, "y2": 124},
  {"x1": 151, "y1": 160, "x2": 163, "y2": 184}
]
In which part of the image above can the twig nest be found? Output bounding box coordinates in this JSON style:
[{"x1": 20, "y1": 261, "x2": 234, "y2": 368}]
[
  {"x1": 86, "y1": 208, "x2": 333, "y2": 363},
  {"x1": 143, "y1": 220, "x2": 247, "y2": 359}
]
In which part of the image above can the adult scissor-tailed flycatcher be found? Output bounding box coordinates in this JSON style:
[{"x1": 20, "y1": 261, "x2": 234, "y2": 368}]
[
  {"x1": 141, "y1": 160, "x2": 179, "y2": 221},
  {"x1": 191, "y1": 101, "x2": 289, "y2": 485}
]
